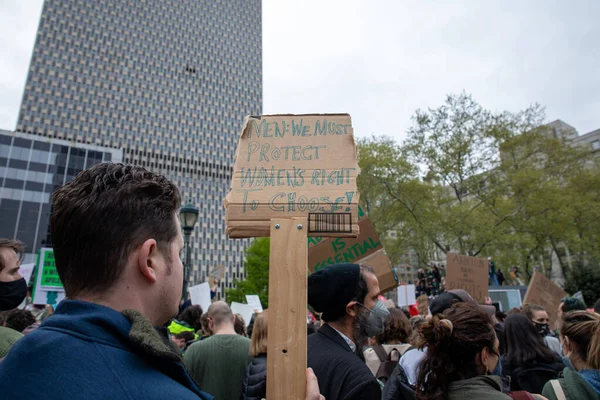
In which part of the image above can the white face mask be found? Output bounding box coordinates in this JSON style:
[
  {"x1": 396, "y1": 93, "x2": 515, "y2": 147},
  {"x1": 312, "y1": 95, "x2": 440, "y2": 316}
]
[{"x1": 356, "y1": 300, "x2": 390, "y2": 337}]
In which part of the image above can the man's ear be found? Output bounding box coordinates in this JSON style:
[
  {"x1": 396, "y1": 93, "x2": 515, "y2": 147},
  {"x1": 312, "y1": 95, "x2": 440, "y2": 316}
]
[
  {"x1": 346, "y1": 301, "x2": 359, "y2": 318},
  {"x1": 137, "y1": 239, "x2": 158, "y2": 283}
]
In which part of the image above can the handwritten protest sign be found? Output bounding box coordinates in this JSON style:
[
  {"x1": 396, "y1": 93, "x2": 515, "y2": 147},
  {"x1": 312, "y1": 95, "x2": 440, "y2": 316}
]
[
  {"x1": 308, "y1": 214, "x2": 398, "y2": 293},
  {"x1": 523, "y1": 271, "x2": 567, "y2": 329},
  {"x1": 445, "y1": 253, "x2": 488, "y2": 303},
  {"x1": 225, "y1": 114, "x2": 360, "y2": 238}
]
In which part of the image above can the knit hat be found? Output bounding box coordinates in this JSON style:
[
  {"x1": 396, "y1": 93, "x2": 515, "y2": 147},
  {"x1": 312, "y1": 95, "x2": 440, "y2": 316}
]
[
  {"x1": 308, "y1": 263, "x2": 360, "y2": 322},
  {"x1": 429, "y1": 289, "x2": 495, "y2": 316}
]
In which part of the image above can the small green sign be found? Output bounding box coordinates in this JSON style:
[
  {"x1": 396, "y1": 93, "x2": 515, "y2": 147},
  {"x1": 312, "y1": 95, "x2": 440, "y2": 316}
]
[{"x1": 40, "y1": 250, "x2": 63, "y2": 289}]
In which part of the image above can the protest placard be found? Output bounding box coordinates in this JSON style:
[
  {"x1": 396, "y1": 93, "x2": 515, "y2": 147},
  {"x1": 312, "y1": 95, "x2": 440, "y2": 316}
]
[
  {"x1": 397, "y1": 285, "x2": 416, "y2": 307},
  {"x1": 231, "y1": 302, "x2": 255, "y2": 328},
  {"x1": 225, "y1": 114, "x2": 360, "y2": 238},
  {"x1": 38, "y1": 248, "x2": 63, "y2": 290},
  {"x1": 31, "y1": 248, "x2": 65, "y2": 305},
  {"x1": 308, "y1": 215, "x2": 398, "y2": 293},
  {"x1": 445, "y1": 253, "x2": 488, "y2": 303},
  {"x1": 522, "y1": 271, "x2": 567, "y2": 329},
  {"x1": 246, "y1": 295, "x2": 263, "y2": 313},
  {"x1": 188, "y1": 283, "x2": 211, "y2": 313}
]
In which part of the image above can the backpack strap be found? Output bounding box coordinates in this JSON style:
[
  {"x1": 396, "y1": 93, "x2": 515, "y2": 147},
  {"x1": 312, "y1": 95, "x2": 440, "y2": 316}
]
[
  {"x1": 372, "y1": 344, "x2": 388, "y2": 363},
  {"x1": 550, "y1": 380, "x2": 566, "y2": 400}
]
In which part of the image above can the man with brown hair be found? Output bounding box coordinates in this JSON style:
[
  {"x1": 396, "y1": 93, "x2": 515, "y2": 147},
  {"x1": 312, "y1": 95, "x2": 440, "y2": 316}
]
[
  {"x1": 185, "y1": 301, "x2": 251, "y2": 400},
  {"x1": 0, "y1": 238, "x2": 27, "y2": 358},
  {"x1": 0, "y1": 163, "x2": 212, "y2": 399}
]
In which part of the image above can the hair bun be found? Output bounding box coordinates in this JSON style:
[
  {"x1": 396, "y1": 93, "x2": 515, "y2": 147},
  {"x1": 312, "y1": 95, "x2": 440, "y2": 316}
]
[
  {"x1": 438, "y1": 318, "x2": 453, "y2": 334},
  {"x1": 418, "y1": 316, "x2": 454, "y2": 348}
]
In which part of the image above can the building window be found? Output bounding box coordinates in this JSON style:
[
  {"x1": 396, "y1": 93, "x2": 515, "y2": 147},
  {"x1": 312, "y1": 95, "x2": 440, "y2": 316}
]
[{"x1": 592, "y1": 140, "x2": 600, "y2": 151}]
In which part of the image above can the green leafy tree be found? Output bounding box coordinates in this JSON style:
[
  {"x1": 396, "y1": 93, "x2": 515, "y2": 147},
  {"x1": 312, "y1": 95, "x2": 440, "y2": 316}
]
[
  {"x1": 226, "y1": 238, "x2": 270, "y2": 308},
  {"x1": 564, "y1": 260, "x2": 600, "y2": 306}
]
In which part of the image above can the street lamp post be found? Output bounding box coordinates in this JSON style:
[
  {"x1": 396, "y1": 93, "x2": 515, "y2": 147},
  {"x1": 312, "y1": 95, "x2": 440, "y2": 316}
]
[{"x1": 179, "y1": 201, "x2": 199, "y2": 300}]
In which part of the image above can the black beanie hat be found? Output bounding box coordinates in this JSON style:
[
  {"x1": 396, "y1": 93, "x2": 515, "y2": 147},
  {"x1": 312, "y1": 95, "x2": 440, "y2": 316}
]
[{"x1": 308, "y1": 263, "x2": 361, "y2": 322}]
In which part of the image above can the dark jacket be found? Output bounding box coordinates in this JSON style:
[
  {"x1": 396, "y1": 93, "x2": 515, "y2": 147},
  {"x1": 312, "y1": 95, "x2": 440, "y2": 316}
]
[
  {"x1": 241, "y1": 354, "x2": 267, "y2": 400},
  {"x1": 502, "y1": 358, "x2": 565, "y2": 393},
  {"x1": 308, "y1": 324, "x2": 381, "y2": 400},
  {"x1": 0, "y1": 300, "x2": 212, "y2": 400},
  {"x1": 448, "y1": 375, "x2": 511, "y2": 400},
  {"x1": 542, "y1": 368, "x2": 600, "y2": 400}
]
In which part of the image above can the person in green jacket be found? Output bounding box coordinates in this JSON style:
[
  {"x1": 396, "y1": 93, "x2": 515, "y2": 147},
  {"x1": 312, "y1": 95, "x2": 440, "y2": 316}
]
[
  {"x1": 416, "y1": 302, "x2": 511, "y2": 400},
  {"x1": 168, "y1": 304, "x2": 203, "y2": 339},
  {"x1": 542, "y1": 310, "x2": 600, "y2": 400}
]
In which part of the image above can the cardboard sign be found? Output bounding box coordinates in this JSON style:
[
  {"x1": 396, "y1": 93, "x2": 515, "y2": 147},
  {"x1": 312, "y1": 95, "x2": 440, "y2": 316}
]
[
  {"x1": 246, "y1": 295, "x2": 263, "y2": 313},
  {"x1": 208, "y1": 264, "x2": 226, "y2": 286},
  {"x1": 397, "y1": 285, "x2": 416, "y2": 307},
  {"x1": 522, "y1": 271, "x2": 567, "y2": 329},
  {"x1": 308, "y1": 216, "x2": 398, "y2": 293},
  {"x1": 445, "y1": 253, "x2": 489, "y2": 303},
  {"x1": 225, "y1": 114, "x2": 360, "y2": 238},
  {"x1": 32, "y1": 248, "x2": 66, "y2": 305},
  {"x1": 189, "y1": 283, "x2": 212, "y2": 313},
  {"x1": 417, "y1": 295, "x2": 429, "y2": 316},
  {"x1": 231, "y1": 302, "x2": 255, "y2": 328}
]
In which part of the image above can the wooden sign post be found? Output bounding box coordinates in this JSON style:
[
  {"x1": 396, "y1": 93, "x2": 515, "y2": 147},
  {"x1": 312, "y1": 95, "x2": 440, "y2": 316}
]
[{"x1": 225, "y1": 114, "x2": 361, "y2": 399}]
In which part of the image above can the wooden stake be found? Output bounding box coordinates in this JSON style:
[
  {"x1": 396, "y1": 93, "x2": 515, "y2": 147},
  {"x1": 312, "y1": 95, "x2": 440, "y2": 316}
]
[{"x1": 266, "y1": 217, "x2": 308, "y2": 400}]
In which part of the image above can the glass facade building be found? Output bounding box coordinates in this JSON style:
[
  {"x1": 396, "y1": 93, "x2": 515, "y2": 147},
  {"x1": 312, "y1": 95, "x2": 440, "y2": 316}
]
[
  {"x1": 15, "y1": 1, "x2": 262, "y2": 295},
  {"x1": 0, "y1": 130, "x2": 122, "y2": 263}
]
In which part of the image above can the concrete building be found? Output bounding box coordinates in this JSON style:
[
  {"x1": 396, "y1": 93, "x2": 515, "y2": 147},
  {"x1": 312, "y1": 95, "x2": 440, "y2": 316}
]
[
  {"x1": 0, "y1": 130, "x2": 122, "y2": 264},
  {"x1": 13, "y1": 0, "x2": 262, "y2": 296}
]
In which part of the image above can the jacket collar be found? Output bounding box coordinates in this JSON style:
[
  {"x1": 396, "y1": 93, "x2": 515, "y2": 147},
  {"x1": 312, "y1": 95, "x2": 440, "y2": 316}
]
[
  {"x1": 448, "y1": 375, "x2": 504, "y2": 393},
  {"x1": 42, "y1": 300, "x2": 212, "y2": 400},
  {"x1": 318, "y1": 323, "x2": 355, "y2": 353}
]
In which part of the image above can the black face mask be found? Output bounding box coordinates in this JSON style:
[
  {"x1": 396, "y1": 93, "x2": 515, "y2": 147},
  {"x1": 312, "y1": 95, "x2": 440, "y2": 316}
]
[
  {"x1": 534, "y1": 322, "x2": 550, "y2": 337},
  {"x1": 0, "y1": 277, "x2": 27, "y2": 311}
]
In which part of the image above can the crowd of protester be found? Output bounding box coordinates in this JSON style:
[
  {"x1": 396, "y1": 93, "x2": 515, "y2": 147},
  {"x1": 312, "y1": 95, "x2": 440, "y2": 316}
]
[{"x1": 0, "y1": 163, "x2": 598, "y2": 400}]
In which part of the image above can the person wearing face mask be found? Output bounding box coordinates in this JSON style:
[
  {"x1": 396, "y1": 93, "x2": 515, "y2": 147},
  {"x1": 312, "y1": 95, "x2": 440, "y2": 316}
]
[
  {"x1": 0, "y1": 239, "x2": 27, "y2": 359},
  {"x1": 524, "y1": 303, "x2": 562, "y2": 356},
  {"x1": 542, "y1": 310, "x2": 600, "y2": 399},
  {"x1": 501, "y1": 314, "x2": 565, "y2": 393},
  {"x1": 416, "y1": 302, "x2": 509, "y2": 399},
  {"x1": 307, "y1": 263, "x2": 388, "y2": 400}
]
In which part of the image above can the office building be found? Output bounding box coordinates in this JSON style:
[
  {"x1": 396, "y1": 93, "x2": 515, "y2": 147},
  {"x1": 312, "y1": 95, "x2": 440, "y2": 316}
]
[
  {"x1": 0, "y1": 130, "x2": 122, "y2": 264},
  {"x1": 14, "y1": 1, "x2": 262, "y2": 296}
]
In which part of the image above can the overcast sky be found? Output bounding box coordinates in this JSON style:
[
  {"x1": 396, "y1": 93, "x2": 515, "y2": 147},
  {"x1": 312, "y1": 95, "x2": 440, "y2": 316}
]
[{"x1": 1, "y1": 1, "x2": 598, "y2": 143}]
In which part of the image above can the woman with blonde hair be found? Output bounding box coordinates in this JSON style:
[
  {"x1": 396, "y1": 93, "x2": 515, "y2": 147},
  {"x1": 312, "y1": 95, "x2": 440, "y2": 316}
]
[
  {"x1": 241, "y1": 310, "x2": 268, "y2": 400},
  {"x1": 542, "y1": 311, "x2": 600, "y2": 399}
]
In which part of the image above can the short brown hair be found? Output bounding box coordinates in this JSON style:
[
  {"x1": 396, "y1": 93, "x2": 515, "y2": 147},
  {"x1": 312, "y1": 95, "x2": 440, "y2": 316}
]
[
  {"x1": 375, "y1": 307, "x2": 412, "y2": 345},
  {"x1": 250, "y1": 310, "x2": 268, "y2": 357},
  {"x1": 50, "y1": 163, "x2": 181, "y2": 297},
  {"x1": 0, "y1": 239, "x2": 25, "y2": 273},
  {"x1": 523, "y1": 303, "x2": 545, "y2": 321}
]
